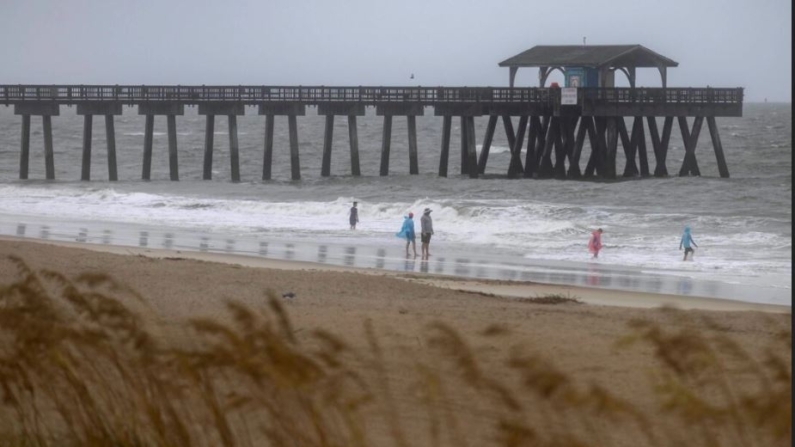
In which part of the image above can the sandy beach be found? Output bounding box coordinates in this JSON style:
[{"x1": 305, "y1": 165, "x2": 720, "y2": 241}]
[{"x1": 0, "y1": 237, "x2": 790, "y2": 446}]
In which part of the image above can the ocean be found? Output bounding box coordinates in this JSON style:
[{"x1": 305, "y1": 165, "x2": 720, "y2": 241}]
[{"x1": 0, "y1": 103, "x2": 790, "y2": 305}]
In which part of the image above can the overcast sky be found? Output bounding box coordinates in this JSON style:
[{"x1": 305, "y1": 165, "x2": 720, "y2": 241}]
[{"x1": 0, "y1": 0, "x2": 790, "y2": 101}]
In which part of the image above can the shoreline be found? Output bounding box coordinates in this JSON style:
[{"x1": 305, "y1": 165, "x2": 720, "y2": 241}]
[
  {"x1": 1, "y1": 236, "x2": 788, "y2": 313},
  {"x1": 0, "y1": 211, "x2": 791, "y2": 306}
]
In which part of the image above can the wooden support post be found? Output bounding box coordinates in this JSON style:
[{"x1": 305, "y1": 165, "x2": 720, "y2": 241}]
[
  {"x1": 348, "y1": 115, "x2": 361, "y2": 176},
  {"x1": 502, "y1": 115, "x2": 516, "y2": 150},
  {"x1": 42, "y1": 115, "x2": 55, "y2": 180},
  {"x1": 167, "y1": 115, "x2": 179, "y2": 181},
  {"x1": 228, "y1": 115, "x2": 240, "y2": 182},
  {"x1": 636, "y1": 118, "x2": 650, "y2": 177},
  {"x1": 19, "y1": 115, "x2": 30, "y2": 180},
  {"x1": 262, "y1": 115, "x2": 274, "y2": 180},
  {"x1": 605, "y1": 117, "x2": 618, "y2": 179},
  {"x1": 618, "y1": 118, "x2": 638, "y2": 177},
  {"x1": 537, "y1": 117, "x2": 557, "y2": 178},
  {"x1": 553, "y1": 119, "x2": 567, "y2": 179},
  {"x1": 465, "y1": 116, "x2": 478, "y2": 179},
  {"x1": 508, "y1": 115, "x2": 527, "y2": 178},
  {"x1": 584, "y1": 117, "x2": 603, "y2": 178},
  {"x1": 407, "y1": 115, "x2": 419, "y2": 175},
  {"x1": 477, "y1": 115, "x2": 498, "y2": 174},
  {"x1": 560, "y1": 117, "x2": 578, "y2": 179},
  {"x1": 523, "y1": 116, "x2": 539, "y2": 178},
  {"x1": 569, "y1": 116, "x2": 588, "y2": 178},
  {"x1": 535, "y1": 116, "x2": 550, "y2": 169},
  {"x1": 439, "y1": 115, "x2": 451, "y2": 177},
  {"x1": 460, "y1": 116, "x2": 468, "y2": 175},
  {"x1": 288, "y1": 114, "x2": 300, "y2": 180},
  {"x1": 81, "y1": 114, "x2": 93, "y2": 181},
  {"x1": 105, "y1": 115, "x2": 118, "y2": 181},
  {"x1": 203, "y1": 115, "x2": 215, "y2": 180},
  {"x1": 707, "y1": 117, "x2": 730, "y2": 178},
  {"x1": 380, "y1": 115, "x2": 392, "y2": 176},
  {"x1": 647, "y1": 116, "x2": 672, "y2": 177},
  {"x1": 321, "y1": 114, "x2": 334, "y2": 177},
  {"x1": 142, "y1": 115, "x2": 154, "y2": 180},
  {"x1": 678, "y1": 116, "x2": 703, "y2": 177}
]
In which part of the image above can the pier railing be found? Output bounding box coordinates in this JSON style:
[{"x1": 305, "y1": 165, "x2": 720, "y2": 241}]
[{"x1": 1, "y1": 85, "x2": 742, "y2": 106}]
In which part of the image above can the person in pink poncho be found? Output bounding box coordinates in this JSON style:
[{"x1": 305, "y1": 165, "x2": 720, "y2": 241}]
[{"x1": 588, "y1": 228, "x2": 603, "y2": 259}]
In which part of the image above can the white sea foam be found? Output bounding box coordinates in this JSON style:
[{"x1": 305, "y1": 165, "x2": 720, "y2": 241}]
[{"x1": 0, "y1": 185, "x2": 789, "y2": 291}]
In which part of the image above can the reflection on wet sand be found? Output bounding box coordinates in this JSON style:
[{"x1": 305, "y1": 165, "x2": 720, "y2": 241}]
[
  {"x1": 284, "y1": 244, "x2": 294, "y2": 260},
  {"x1": 224, "y1": 239, "x2": 235, "y2": 253},
  {"x1": 343, "y1": 246, "x2": 355, "y2": 266},
  {"x1": 77, "y1": 228, "x2": 87, "y2": 243},
  {"x1": 200, "y1": 236, "x2": 210, "y2": 252},
  {"x1": 40, "y1": 226, "x2": 50, "y2": 239},
  {"x1": 317, "y1": 245, "x2": 327, "y2": 263},
  {"x1": 163, "y1": 233, "x2": 174, "y2": 250},
  {"x1": 102, "y1": 230, "x2": 112, "y2": 245},
  {"x1": 16, "y1": 224, "x2": 25, "y2": 237},
  {"x1": 376, "y1": 248, "x2": 386, "y2": 269},
  {"x1": 420, "y1": 259, "x2": 429, "y2": 273},
  {"x1": 139, "y1": 231, "x2": 148, "y2": 247},
  {"x1": 258, "y1": 241, "x2": 268, "y2": 256}
]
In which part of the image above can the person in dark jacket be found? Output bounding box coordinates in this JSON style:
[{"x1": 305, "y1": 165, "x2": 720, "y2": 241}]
[
  {"x1": 420, "y1": 208, "x2": 434, "y2": 259},
  {"x1": 349, "y1": 202, "x2": 359, "y2": 230}
]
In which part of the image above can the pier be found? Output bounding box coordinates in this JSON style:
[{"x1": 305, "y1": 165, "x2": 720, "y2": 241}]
[{"x1": 1, "y1": 45, "x2": 742, "y2": 181}]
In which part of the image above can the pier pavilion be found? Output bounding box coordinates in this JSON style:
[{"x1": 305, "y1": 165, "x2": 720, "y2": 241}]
[{"x1": 0, "y1": 45, "x2": 741, "y2": 181}]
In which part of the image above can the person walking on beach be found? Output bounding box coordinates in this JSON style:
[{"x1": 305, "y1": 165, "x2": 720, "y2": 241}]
[
  {"x1": 420, "y1": 208, "x2": 434, "y2": 259},
  {"x1": 588, "y1": 228, "x2": 603, "y2": 259},
  {"x1": 680, "y1": 225, "x2": 698, "y2": 261},
  {"x1": 396, "y1": 212, "x2": 417, "y2": 257},
  {"x1": 349, "y1": 202, "x2": 359, "y2": 230}
]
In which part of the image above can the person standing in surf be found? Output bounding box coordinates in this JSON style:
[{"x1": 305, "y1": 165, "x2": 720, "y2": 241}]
[
  {"x1": 420, "y1": 208, "x2": 434, "y2": 260},
  {"x1": 588, "y1": 228, "x2": 603, "y2": 259},
  {"x1": 349, "y1": 201, "x2": 359, "y2": 230},
  {"x1": 396, "y1": 212, "x2": 417, "y2": 257},
  {"x1": 680, "y1": 225, "x2": 698, "y2": 261}
]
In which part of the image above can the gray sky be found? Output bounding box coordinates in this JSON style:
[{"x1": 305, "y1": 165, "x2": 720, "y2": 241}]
[{"x1": 0, "y1": 0, "x2": 790, "y2": 101}]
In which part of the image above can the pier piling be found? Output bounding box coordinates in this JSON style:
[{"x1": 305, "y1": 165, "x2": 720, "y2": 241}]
[
  {"x1": 380, "y1": 115, "x2": 392, "y2": 176},
  {"x1": 407, "y1": 115, "x2": 419, "y2": 175},
  {"x1": 105, "y1": 115, "x2": 118, "y2": 181},
  {"x1": 321, "y1": 115, "x2": 334, "y2": 177},
  {"x1": 42, "y1": 116, "x2": 54, "y2": 180},
  {"x1": 142, "y1": 115, "x2": 154, "y2": 180},
  {"x1": 288, "y1": 114, "x2": 300, "y2": 180},
  {"x1": 439, "y1": 115, "x2": 452, "y2": 177},
  {"x1": 203, "y1": 115, "x2": 215, "y2": 180},
  {"x1": 81, "y1": 115, "x2": 93, "y2": 181},
  {"x1": 348, "y1": 115, "x2": 361, "y2": 176},
  {"x1": 477, "y1": 115, "x2": 498, "y2": 174},
  {"x1": 263, "y1": 115, "x2": 274, "y2": 180},
  {"x1": 19, "y1": 115, "x2": 30, "y2": 180},
  {"x1": 707, "y1": 116, "x2": 729, "y2": 178}
]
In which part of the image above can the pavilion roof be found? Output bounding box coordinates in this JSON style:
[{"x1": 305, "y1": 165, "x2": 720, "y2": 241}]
[{"x1": 498, "y1": 45, "x2": 678, "y2": 68}]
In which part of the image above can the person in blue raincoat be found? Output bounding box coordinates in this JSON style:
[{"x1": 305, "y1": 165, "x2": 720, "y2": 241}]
[
  {"x1": 680, "y1": 225, "x2": 698, "y2": 261},
  {"x1": 396, "y1": 212, "x2": 418, "y2": 257}
]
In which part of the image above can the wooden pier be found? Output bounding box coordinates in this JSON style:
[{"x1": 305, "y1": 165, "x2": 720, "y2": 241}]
[
  {"x1": 1, "y1": 46, "x2": 744, "y2": 181},
  {"x1": 2, "y1": 84, "x2": 745, "y2": 183},
  {"x1": 1, "y1": 84, "x2": 742, "y2": 181}
]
